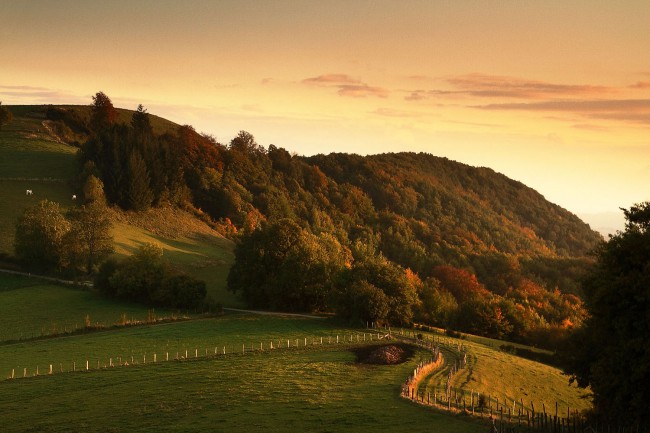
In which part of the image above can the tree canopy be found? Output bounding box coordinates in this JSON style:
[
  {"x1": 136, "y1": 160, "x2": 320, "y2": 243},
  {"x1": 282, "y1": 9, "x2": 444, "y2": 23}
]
[{"x1": 559, "y1": 202, "x2": 650, "y2": 427}]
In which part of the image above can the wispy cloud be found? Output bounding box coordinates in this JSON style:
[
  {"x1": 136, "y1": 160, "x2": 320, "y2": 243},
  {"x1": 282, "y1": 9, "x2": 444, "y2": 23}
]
[
  {"x1": 372, "y1": 108, "x2": 427, "y2": 118},
  {"x1": 0, "y1": 85, "x2": 85, "y2": 104},
  {"x1": 302, "y1": 73, "x2": 389, "y2": 98},
  {"x1": 446, "y1": 74, "x2": 612, "y2": 99},
  {"x1": 337, "y1": 84, "x2": 388, "y2": 98},
  {"x1": 302, "y1": 74, "x2": 361, "y2": 85},
  {"x1": 404, "y1": 74, "x2": 613, "y2": 101},
  {"x1": 478, "y1": 99, "x2": 650, "y2": 125},
  {"x1": 630, "y1": 81, "x2": 650, "y2": 89}
]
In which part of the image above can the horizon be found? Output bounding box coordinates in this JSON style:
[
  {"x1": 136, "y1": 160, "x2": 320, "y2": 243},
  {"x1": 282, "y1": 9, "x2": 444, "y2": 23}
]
[{"x1": 2, "y1": 1, "x2": 649, "y2": 231}]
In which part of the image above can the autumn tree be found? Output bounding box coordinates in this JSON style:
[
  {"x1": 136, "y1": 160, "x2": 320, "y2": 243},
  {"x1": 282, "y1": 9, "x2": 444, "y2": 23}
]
[
  {"x1": 0, "y1": 101, "x2": 13, "y2": 129},
  {"x1": 90, "y1": 91, "x2": 118, "y2": 131},
  {"x1": 14, "y1": 200, "x2": 71, "y2": 271},
  {"x1": 82, "y1": 174, "x2": 107, "y2": 204},
  {"x1": 559, "y1": 202, "x2": 650, "y2": 427}
]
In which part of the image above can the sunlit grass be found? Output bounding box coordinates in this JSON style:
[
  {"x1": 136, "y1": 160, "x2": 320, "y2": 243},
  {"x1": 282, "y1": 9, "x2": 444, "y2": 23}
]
[
  {"x1": 412, "y1": 329, "x2": 592, "y2": 415},
  {"x1": 0, "y1": 345, "x2": 482, "y2": 433},
  {"x1": 0, "y1": 275, "x2": 188, "y2": 342}
]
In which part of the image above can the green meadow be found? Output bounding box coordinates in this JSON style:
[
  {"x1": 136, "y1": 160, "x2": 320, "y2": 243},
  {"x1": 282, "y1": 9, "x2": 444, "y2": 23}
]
[{"x1": 0, "y1": 345, "x2": 481, "y2": 433}]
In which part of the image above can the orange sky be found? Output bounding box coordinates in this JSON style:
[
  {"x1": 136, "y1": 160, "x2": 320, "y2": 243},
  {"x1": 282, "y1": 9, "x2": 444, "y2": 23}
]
[{"x1": 2, "y1": 1, "x2": 649, "y2": 229}]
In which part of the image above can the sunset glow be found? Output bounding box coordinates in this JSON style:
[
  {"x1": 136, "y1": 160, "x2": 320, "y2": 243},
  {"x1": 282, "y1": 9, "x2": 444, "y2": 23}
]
[{"x1": 2, "y1": 0, "x2": 649, "y2": 229}]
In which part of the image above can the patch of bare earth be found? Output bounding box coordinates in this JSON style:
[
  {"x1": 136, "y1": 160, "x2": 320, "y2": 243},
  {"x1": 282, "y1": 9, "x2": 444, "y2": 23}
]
[{"x1": 353, "y1": 343, "x2": 414, "y2": 365}]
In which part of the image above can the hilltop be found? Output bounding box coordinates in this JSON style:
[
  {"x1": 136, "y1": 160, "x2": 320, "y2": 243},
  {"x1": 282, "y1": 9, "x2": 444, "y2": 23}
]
[{"x1": 0, "y1": 101, "x2": 602, "y2": 346}]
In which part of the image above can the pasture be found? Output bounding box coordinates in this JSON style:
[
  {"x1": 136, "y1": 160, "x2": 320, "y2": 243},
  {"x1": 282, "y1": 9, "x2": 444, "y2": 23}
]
[
  {"x1": 0, "y1": 274, "x2": 188, "y2": 342},
  {"x1": 401, "y1": 328, "x2": 592, "y2": 415},
  {"x1": 0, "y1": 344, "x2": 481, "y2": 433},
  {"x1": 0, "y1": 277, "x2": 592, "y2": 433}
]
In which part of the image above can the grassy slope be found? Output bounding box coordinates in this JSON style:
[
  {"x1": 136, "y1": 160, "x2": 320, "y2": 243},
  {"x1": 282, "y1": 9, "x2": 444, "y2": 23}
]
[
  {"x1": 0, "y1": 274, "x2": 186, "y2": 342},
  {"x1": 0, "y1": 106, "x2": 239, "y2": 306},
  {"x1": 413, "y1": 329, "x2": 591, "y2": 414},
  {"x1": 0, "y1": 347, "x2": 479, "y2": 433},
  {"x1": 0, "y1": 109, "x2": 78, "y2": 253},
  {"x1": 0, "y1": 314, "x2": 482, "y2": 433}
]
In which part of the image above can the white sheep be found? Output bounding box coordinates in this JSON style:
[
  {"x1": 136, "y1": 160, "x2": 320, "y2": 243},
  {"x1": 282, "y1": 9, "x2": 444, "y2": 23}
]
[{"x1": 25, "y1": 189, "x2": 33, "y2": 195}]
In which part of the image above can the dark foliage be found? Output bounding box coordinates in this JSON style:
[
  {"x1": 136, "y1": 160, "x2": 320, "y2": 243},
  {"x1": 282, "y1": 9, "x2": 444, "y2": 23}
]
[
  {"x1": 559, "y1": 202, "x2": 650, "y2": 427},
  {"x1": 95, "y1": 243, "x2": 206, "y2": 309}
]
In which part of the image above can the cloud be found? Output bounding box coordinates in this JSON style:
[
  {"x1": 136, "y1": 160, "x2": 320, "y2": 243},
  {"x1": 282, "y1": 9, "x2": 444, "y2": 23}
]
[
  {"x1": 302, "y1": 74, "x2": 361, "y2": 85},
  {"x1": 337, "y1": 84, "x2": 388, "y2": 98},
  {"x1": 302, "y1": 74, "x2": 388, "y2": 98},
  {"x1": 478, "y1": 99, "x2": 650, "y2": 125},
  {"x1": 403, "y1": 74, "x2": 613, "y2": 102},
  {"x1": 630, "y1": 81, "x2": 650, "y2": 89},
  {"x1": 372, "y1": 108, "x2": 427, "y2": 118},
  {"x1": 0, "y1": 85, "x2": 85, "y2": 104}
]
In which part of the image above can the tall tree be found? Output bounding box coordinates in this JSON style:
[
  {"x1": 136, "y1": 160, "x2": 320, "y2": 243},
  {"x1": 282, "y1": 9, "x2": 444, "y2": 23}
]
[
  {"x1": 126, "y1": 150, "x2": 153, "y2": 211},
  {"x1": 14, "y1": 200, "x2": 71, "y2": 271},
  {"x1": 90, "y1": 91, "x2": 118, "y2": 131},
  {"x1": 560, "y1": 202, "x2": 650, "y2": 427},
  {"x1": 0, "y1": 101, "x2": 13, "y2": 129},
  {"x1": 131, "y1": 104, "x2": 153, "y2": 136}
]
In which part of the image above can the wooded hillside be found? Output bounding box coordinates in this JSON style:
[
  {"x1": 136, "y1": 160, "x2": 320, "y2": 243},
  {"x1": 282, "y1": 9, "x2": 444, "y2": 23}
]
[{"x1": 5, "y1": 99, "x2": 603, "y2": 347}]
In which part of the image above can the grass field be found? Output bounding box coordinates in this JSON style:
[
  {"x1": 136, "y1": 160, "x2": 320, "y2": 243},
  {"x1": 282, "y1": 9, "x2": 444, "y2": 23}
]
[
  {"x1": 111, "y1": 218, "x2": 237, "y2": 307},
  {"x1": 409, "y1": 329, "x2": 592, "y2": 415},
  {"x1": 0, "y1": 345, "x2": 482, "y2": 433},
  {"x1": 0, "y1": 274, "x2": 189, "y2": 342}
]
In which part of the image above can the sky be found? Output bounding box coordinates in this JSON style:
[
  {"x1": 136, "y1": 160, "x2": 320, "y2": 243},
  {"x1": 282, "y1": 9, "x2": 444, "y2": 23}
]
[{"x1": 2, "y1": 1, "x2": 649, "y2": 232}]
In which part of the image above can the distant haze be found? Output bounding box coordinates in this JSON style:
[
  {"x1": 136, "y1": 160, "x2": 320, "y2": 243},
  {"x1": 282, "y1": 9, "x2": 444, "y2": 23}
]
[{"x1": 578, "y1": 211, "x2": 626, "y2": 238}]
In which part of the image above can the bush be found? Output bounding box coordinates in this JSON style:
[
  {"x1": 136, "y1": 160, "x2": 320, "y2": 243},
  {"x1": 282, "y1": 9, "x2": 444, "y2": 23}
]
[{"x1": 97, "y1": 243, "x2": 207, "y2": 309}]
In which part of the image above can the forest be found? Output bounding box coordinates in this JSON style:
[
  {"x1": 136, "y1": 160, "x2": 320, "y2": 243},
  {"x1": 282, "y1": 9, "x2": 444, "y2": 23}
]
[{"x1": 52, "y1": 93, "x2": 602, "y2": 348}]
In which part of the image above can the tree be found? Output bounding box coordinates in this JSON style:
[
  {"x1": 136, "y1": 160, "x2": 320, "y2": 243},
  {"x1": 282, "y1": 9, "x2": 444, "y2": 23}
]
[
  {"x1": 66, "y1": 202, "x2": 114, "y2": 273},
  {"x1": 0, "y1": 101, "x2": 13, "y2": 129},
  {"x1": 131, "y1": 104, "x2": 153, "y2": 136},
  {"x1": 559, "y1": 202, "x2": 650, "y2": 427},
  {"x1": 14, "y1": 200, "x2": 71, "y2": 271},
  {"x1": 228, "y1": 219, "x2": 350, "y2": 312},
  {"x1": 97, "y1": 243, "x2": 207, "y2": 308},
  {"x1": 90, "y1": 91, "x2": 118, "y2": 131},
  {"x1": 126, "y1": 150, "x2": 153, "y2": 211},
  {"x1": 82, "y1": 174, "x2": 107, "y2": 204}
]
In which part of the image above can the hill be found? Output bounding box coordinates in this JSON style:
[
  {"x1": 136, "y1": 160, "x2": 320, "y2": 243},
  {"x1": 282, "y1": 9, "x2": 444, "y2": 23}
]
[
  {"x1": 1, "y1": 100, "x2": 602, "y2": 345},
  {"x1": 0, "y1": 104, "x2": 237, "y2": 306}
]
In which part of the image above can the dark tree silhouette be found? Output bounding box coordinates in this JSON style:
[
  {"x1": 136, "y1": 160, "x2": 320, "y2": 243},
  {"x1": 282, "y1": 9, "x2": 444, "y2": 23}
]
[
  {"x1": 90, "y1": 91, "x2": 118, "y2": 131},
  {"x1": 560, "y1": 202, "x2": 650, "y2": 427}
]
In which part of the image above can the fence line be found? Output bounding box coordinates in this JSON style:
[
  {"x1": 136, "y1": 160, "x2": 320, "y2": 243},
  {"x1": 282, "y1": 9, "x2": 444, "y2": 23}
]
[
  {"x1": 389, "y1": 327, "x2": 647, "y2": 433},
  {"x1": 3, "y1": 331, "x2": 387, "y2": 383}
]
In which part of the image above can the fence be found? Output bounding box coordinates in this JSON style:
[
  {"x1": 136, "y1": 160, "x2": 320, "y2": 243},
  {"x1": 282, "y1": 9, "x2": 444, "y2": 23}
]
[
  {"x1": 4, "y1": 330, "x2": 389, "y2": 382},
  {"x1": 390, "y1": 328, "x2": 648, "y2": 433}
]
